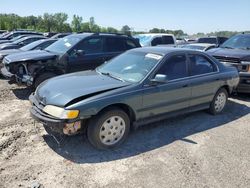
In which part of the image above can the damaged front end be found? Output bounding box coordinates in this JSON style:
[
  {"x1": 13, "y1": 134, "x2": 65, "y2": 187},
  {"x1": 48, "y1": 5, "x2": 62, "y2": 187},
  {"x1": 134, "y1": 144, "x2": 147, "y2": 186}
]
[
  {"x1": 29, "y1": 93, "x2": 89, "y2": 135},
  {"x1": 2, "y1": 58, "x2": 58, "y2": 86}
]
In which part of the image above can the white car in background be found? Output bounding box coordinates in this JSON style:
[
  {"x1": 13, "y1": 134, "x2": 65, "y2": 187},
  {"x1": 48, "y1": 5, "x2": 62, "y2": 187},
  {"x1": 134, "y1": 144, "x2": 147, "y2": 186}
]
[
  {"x1": 134, "y1": 33, "x2": 176, "y2": 47},
  {"x1": 181, "y1": 43, "x2": 216, "y2": 51}
]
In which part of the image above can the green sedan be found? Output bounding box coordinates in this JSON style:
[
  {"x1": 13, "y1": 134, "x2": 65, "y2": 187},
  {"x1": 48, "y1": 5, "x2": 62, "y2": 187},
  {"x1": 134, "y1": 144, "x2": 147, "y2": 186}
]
[{"x1": 29, "y1": 47, "x2": 239, "y2": 149}]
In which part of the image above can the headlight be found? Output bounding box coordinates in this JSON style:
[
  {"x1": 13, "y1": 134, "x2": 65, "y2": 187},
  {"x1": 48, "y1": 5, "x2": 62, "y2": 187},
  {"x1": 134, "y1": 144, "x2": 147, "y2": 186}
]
[
  {"x1": 43, "y1": 105, "x2": 79, "y2": 119},
  {"x1": 241, "y1": 61, "x2": 250, "y2": 72}
]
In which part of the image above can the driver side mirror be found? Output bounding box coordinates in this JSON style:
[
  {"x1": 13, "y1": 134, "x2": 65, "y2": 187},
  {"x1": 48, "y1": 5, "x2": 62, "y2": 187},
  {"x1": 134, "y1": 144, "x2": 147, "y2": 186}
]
[
  {"x1": 150, "y1": 74, "x2": 168, "y2": 85},
  {"x1": 75, "y1": 49, "x2": 85, "y2": 57}
]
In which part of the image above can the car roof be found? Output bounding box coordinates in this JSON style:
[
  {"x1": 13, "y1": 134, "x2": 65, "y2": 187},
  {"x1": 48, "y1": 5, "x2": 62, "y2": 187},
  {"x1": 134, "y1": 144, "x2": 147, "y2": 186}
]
[
  {"x1": 22, "y1": 35, "x2": 46, "y2": 39},
  {"x1": 68, "y1": 32, "x2": 134, "y2": 39},
  {"x1": 136, "y1": 33, "x2": 174, "y2": 37},
  {"x1": 130, "y1": 46, "x2": 200, "y2": 55}
]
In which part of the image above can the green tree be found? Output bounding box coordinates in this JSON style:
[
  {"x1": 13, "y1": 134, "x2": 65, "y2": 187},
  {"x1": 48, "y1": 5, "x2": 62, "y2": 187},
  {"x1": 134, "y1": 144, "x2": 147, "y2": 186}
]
[
  {"x1": 121, "y1": 25, "x2": 131, "y2": 35},
  {"x1": 149, "y1": 28, "x2": 160, "y2": 33},
  {"x1": 71, "y1": 15, "x2": 83, "y2": 32},
  {"x1": 53, "y1": 13, "x2": 68, "y2": 32},
  {"x1": 81, "y1": 22, "x2": 91, "y2": 32}
]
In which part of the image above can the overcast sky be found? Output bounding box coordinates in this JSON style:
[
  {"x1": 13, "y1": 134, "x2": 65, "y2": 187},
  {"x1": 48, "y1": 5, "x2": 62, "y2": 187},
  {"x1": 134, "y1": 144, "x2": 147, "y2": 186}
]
[{"x1": 0, "y1": 0, "x2": 250, "y2": 34}]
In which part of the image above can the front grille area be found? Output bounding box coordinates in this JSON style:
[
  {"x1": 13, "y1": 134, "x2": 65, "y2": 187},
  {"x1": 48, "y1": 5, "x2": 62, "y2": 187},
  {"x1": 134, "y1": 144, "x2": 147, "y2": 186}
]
[{"x1": 213, "y1": 56, "x2": 248, "y2": 72}]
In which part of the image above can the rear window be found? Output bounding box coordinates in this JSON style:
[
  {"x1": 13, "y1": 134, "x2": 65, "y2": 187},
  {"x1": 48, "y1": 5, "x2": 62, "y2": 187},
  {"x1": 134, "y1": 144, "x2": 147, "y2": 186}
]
[
  {"x1": 198, "y1": 38, "x2": 217, "y2": 44},
  {"x1": 105, "y1": 37, "x2": 125, "y2": 52},
  {"x1": 162, "y1": 36, "x2": 175, "y2": 44}
]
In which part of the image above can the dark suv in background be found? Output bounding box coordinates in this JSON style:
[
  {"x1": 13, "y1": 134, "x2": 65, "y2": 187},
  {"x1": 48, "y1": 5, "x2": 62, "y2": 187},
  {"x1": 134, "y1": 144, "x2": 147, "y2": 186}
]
[
  {"x1": 208, "y1": 33, "x2": 250, "y2": 93},
  {"x1": 198, "y1": 36, "x2": 228, "y2": 46},
  {"x1": 1, "y1": 33, "x2": 141, "y2": 87}
]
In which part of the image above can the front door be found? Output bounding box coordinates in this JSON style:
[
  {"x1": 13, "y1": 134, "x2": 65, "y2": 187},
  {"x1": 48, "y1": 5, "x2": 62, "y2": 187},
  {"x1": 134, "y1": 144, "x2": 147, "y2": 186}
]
[
  {"x1": 68, "y1": 37, "x2": 105, "y2": 72},
  {"x1": 141, "y1": 53, "x2": 192, "y2": 119}
]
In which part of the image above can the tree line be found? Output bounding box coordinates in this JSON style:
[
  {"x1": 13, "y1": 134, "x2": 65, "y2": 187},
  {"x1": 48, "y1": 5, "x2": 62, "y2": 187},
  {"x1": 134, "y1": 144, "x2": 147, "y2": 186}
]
[{"x1": 0, "y1": 13, "x2": 248, "y2": 37}]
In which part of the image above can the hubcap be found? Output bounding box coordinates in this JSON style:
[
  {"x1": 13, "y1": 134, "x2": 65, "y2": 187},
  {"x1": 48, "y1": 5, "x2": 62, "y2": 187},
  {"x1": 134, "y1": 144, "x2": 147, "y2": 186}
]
[
  {"x1": 99, "y1": 116, "x2": 126, "y2": 145},
  {"x1": 214, "y1": 92, "x2": 226, "y2": 112}
]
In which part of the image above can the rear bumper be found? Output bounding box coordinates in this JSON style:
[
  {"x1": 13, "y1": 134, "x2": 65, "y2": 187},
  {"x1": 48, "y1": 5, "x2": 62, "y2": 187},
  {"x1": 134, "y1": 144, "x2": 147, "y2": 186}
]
[{"x1": 237, "y1": 72, "x2": 250, "y2": 93}]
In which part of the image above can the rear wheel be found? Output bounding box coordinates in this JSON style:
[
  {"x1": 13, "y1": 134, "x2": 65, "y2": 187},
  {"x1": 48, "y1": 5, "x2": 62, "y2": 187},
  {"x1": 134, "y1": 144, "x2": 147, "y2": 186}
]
[
  {"x1": 87, "y1": 108, "x2": 130, "y2": 150},
  {"x1": 34, "y1": 72, "x2": 57, "y2": 88},
  {"x1": 209, "y1": 88, "x2": 228, "y2": 115}
]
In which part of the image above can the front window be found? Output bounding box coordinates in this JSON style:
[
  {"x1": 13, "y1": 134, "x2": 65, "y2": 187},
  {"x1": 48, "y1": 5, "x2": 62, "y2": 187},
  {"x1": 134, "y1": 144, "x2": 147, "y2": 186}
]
[
  {"x1": 221, "y1": 35, "x2": 250, "y2": 50},
  {"x1": 156, "y1": 54, "x2": 188, "y2": 80},
  {"x1": 45, "y1": 35, "x2": 81, "y2": 54},
  {"x1": 97, "y1": 51, "x2": 162, "y2": 83}
]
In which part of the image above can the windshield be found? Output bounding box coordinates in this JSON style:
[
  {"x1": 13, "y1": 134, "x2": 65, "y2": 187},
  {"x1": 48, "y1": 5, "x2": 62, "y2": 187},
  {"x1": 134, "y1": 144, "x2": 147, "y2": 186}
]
[
  {"x1": 20, "y1": 39, "x2": 43, "y2": 51},
  {"x1": 221, "y1": 35, "x2": 250, "y2": 50},
  {"x1": 134, "y1": 35, "x2": 153, "y2": 46},
  {"x1": 97, "y1": 51, "x2": 162, "y2": 83},
  {"x1": 12, "y1": 37, "x2": 27, "y2": 44},
  {"x1": 10, "y1": 35, "x2": 26, "y2": 42},
  {"x1": 198, "y1": 38, "x2": 217, "y2": 44},
  {"x1": 45, "y1": 35, "x2": 81, "y2": 54}
]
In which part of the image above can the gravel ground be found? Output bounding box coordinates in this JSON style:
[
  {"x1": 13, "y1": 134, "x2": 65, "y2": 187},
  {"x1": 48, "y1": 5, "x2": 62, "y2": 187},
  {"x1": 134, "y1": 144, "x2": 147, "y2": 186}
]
[{"x1": 0, "y1": 78, "x2": 249, "y2": 188}]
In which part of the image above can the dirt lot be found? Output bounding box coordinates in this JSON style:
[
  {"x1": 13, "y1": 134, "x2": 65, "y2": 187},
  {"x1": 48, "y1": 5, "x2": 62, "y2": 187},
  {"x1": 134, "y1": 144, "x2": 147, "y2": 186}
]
[{"x1": 0, "y1": 78, "x2": 249, "y2": 188}]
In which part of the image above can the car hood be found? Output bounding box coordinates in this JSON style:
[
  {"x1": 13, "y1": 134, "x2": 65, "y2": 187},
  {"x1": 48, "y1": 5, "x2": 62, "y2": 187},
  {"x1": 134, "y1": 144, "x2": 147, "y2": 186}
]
[
  {"x1": 0, "y1": 40, "x2": 10, "y2": 44},
  {"x1": 4, "y1": 50, "x2": 57, "y2": 64},
  {"x1": 0, "y1": 49, "x2": 22, "y2": 57},
  {"x1": 208, "y1": 48, "x2": 250, "y2": 60},
  {"x1": 36, "y1": 71, "x2": 131, "y2": 107},
  {"x1": 0, "y1": 43, "x2": 19, "y2": 50}
]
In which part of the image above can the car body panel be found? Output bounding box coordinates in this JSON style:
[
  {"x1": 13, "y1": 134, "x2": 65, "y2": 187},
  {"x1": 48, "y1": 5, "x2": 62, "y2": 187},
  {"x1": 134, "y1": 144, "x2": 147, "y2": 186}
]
[
  {"x1": 3, "y1": 50, "x2": 57, "y2": 64},
  {"x1": 36, "y1": 71, "x2": 131, "y2": 107},
  {"x1": 2, "y1": 33, "x2": 140, "y2": 87},
  {"x1": 30, "y1": 48, "x2": 239, "y2": 134},
  {"x1": 208, "y1": 48, "x2": 250, "y2": 60},
  {"x1": 207, "y1": 34, "x2": 250, "y2": 93}
]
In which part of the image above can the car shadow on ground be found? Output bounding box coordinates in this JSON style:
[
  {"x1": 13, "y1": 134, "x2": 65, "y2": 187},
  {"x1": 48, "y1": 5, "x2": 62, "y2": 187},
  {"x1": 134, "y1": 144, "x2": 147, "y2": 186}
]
[
  {"x1": 43, "y1": 98, "x2": 250, "y2": 164},
  {"x1": 11, "y1": 87, "x2": 33, "y2": 100}
]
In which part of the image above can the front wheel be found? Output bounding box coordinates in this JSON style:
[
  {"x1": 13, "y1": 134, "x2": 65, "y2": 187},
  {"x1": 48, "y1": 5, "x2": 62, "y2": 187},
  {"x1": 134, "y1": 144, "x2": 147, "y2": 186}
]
[
  {"x1": 87, "y1": 108, "x2": 130, "y2": 150},
  {"x1": 209, "y1": 88, "x2": 228, "y2": 115}
]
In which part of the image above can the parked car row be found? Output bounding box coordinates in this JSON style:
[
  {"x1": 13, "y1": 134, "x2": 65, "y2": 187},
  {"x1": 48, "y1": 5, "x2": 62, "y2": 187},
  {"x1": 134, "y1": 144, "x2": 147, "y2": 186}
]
[{"x1": 0, "y1": 31, "x2": 249, "y2": 150}]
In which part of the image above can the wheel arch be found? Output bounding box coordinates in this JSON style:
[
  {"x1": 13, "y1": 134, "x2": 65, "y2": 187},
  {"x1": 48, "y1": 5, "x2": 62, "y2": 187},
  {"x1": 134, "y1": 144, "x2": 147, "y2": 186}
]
[
  {"x1": 220, "y1": 85, "x2": 231, "y2": 95},
  {"x1": 97, "y1": 103, "x2": 136, "y2": 123}
]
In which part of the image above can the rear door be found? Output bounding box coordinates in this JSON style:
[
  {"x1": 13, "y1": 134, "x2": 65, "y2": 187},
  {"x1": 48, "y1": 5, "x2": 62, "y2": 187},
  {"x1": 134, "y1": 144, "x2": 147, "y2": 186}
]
[
  {"x1": 187, "y1": 53, "x2": 221, "y2": 107},
  {"x1": 103, "y1": 36, "x2": 126, "y2": 61},
  {"x1": 67, "y1": 37, "x2": 105, "y2": 72},
  {"x1": 141, "y1": 53, "x2": 192, "y2": 118}
]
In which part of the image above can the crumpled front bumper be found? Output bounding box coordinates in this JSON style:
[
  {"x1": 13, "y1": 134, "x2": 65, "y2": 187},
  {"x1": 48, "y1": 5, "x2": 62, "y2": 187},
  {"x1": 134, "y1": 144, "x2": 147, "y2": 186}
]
[{"x1": 29, "y1": 94, "x2": 86, "y2": 135}]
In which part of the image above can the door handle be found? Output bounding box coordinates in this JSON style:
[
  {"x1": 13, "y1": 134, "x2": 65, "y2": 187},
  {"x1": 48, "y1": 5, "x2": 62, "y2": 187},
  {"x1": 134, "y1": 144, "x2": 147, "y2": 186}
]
[{"x1": 182, "y1": 84, "x2": 189, "y2": 88}]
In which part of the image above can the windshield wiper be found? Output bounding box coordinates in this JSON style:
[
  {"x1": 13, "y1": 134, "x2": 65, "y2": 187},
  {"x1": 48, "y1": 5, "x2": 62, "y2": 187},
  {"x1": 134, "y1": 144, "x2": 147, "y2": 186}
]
[{"x1": 100, "y1": 71, "x2": 124, "y2": 82}]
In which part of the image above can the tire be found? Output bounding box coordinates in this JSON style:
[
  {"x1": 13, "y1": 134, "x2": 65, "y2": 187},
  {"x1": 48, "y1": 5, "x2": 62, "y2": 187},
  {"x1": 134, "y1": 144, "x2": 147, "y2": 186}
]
[
  {"x1": 87, "y1": 107, "x2": 130, "y2": 150},
  {"x1": 209, "y1": 88, "x2": 228, "y2": 115},
  {"x1": 34, "y1": 72, "x2": 57, "y2": 88}
]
